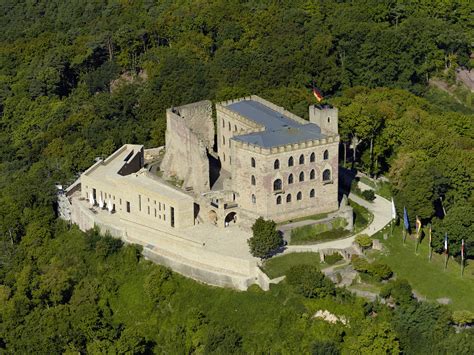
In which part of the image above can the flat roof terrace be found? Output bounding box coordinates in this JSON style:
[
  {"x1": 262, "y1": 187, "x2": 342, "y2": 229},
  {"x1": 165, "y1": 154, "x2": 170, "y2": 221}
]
[{"x1": 225, "y1": 99, "x2": 325, "y2": 148}]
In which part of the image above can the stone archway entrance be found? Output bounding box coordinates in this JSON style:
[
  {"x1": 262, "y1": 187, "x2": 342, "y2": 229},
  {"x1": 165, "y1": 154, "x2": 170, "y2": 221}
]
[
  {"x1": 224, "y1": 212, "x2": 237, "y2": 227},
  {"x1": 208, "y1": 210, "x2": 218, "y2": 225}
]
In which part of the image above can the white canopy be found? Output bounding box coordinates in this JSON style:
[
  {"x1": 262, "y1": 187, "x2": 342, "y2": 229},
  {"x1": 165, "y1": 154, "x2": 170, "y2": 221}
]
[{"x1": 107, "y1": 199, "x2": 113, "y2": 213}]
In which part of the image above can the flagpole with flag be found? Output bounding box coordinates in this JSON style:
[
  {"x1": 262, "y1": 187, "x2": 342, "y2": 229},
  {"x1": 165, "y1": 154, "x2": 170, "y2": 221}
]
[
  {"x1": 312, "y1": 85, "x2": 324, "y2": 103},
  {"x1": 444, "y1": 233, "x2": 449, "y2": 270},
  {"x1": 390, "y1": 198, "x2": 396, "y2": 237},
  {"x1": 415, "y1": 216, "x2": 421, "y2": 254},
  {"x1": 403, "y1": 207, "x2": 409, "y2": 245},
  {"x1": 461, "y1": 239, "x2": 465, "y2": 277},
  {"x1": 428, "y1": 224, "x2": 432, "y2": 261}
]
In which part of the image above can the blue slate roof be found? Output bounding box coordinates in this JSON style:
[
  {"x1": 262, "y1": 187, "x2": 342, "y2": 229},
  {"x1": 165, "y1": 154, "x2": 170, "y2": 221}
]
[{"x1": 226, "y1": 100, "x2": 325, "y2": 148}]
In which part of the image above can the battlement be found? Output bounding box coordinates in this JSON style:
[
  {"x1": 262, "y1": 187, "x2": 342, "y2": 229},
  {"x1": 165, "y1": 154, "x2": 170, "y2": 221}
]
[{"x1": 232, "y1": 134, "x2": 339, "y2": 155}]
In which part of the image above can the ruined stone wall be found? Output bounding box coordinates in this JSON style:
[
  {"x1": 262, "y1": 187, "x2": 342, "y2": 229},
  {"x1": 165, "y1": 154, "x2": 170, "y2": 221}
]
[
  {"x1": 161, "y1": 100, "x2": 214, "y2": 193},
  {"x1": 231, "y1": 139, "x2": 339, "y2": 223}
]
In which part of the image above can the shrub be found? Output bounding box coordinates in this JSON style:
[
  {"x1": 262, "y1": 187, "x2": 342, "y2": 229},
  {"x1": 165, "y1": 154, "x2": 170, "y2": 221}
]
[
  {"x1": 205, "y1": 324, "x2": 242, "y2": 354},
  {"x1": 452, "y1": 310, "x2": 474, "y2": 326},
  {"x1": 286, "y1": 264, "x2": 335, "y2": 298},
  {"x1": 355, "y1": 234, "x2": 373, "y2": 250},
  {"x1": 144, "y1": 266, "x2": 175, "y2": 304},
  {"x1": 361, "y1": 189, "x2": 375, "y2": 201},
  {"x1": 248, "y1": 218, "x2": 283, "y2": 259},
  {"x1": 352, "y1": 256, "x2": 392, "y2": 281},
  {"x1": 369, "y1": 262, "x2": 393, "y2": 281},
  {"x1": 324, "y1": 253, "x2": 343, "y2": 265},
  {"x1": 380, "y1": 279, "x2": 413, "y2": 305}
]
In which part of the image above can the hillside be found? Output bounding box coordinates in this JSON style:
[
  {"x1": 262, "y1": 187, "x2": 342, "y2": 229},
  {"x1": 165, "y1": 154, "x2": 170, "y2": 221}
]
[{"x1": 1, "y1": 1, "x2": 473, "y2": 353}]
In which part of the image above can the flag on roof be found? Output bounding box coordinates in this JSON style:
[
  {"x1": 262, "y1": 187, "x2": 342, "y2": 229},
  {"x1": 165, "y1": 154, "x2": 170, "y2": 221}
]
[
  {"x1": 391, "y1": 198, "x2": 397, "y2": 220},
  {"x1": 312, "y1": 87, "x2": 323, "y2": 102},
  {"x1": 403, "y1": 207, "x2": 410, "y2": 231},
  {"x1": 416, "y1": 216, "x2": 422, "y2": 238}
]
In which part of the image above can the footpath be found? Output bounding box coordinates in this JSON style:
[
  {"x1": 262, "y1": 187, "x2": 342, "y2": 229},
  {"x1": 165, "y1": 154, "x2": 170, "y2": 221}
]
[{"x1": 283, "y1": 183, "x2": 392, "y2": 253}]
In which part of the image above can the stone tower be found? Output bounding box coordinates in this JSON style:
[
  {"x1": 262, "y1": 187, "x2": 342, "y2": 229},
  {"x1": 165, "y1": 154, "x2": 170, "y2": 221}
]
[{"x1": 309, "y1": 105, "x2": 338, "y2": 136}]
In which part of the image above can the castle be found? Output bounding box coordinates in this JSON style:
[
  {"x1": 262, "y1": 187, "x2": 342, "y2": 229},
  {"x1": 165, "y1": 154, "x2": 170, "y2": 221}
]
[
  {"x1": 64, "y1": 96, "x2": 344, "y2": 289},
  {"x1": 69, "y1": 95, "x2": 339, "y2": 231}
]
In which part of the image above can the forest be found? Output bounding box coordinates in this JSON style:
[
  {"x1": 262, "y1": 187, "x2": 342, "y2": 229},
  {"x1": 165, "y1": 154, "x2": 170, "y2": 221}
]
[{"x1": 0, "y1": 0, "x2": 473, "y2": 353}]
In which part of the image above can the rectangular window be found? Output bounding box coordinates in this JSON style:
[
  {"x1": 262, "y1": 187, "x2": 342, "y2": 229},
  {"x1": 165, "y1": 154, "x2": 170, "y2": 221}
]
[
  {"x1": 126, "y1": 201, "x2": 131, "y2": 213},
  {"x1": 120, "y1": 198, "x2": 122, "y2": 205},
  {"x1": 163, "y1": 204, "x2": 166, "y2": 211},
  {"x1": 170, "y1": 207, "x2": 175, "y2": 228},
  {"x1": 159, "y1": 202, "x2": 161, "y2": 211},
  {"x1": 164, "y1": 214, "x2": 166, "y2": 221},
  {"x1": 154, "y1": 208, "x2": 157, "y2": 217},
  {"x1": 147, "y1": 206, "x2": 150, "y2": 215},
  {"x1": 138, "y1": 195, "x2": 141, "y2": 211}
]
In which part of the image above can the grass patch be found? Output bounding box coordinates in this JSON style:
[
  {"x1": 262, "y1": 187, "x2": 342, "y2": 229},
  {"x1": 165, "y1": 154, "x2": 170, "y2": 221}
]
[
  {"x1": 262, "y1": 252, "x2": 321, "y2": 279},
  {"x1": 277, "y1": 211, "x2": 333, "y2": 226},
  {"x1": 373, "y1": 225, "x2": 474, "y2": 311},
  {"x1": 290, "y1": 218, "x2": 349, "y2": 245},
  {"x1": 350, "y1": 200, "x2": 373, "y2": 233}
]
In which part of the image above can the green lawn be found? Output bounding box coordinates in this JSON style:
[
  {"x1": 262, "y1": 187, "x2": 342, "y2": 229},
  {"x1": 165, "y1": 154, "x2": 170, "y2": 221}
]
[
  {"x1": 277, "y1": 211, "x2": 333, "y2": 226},
  {"x1": 290, "y1": 218, "x2": 350, "y2": 245},
  {"x1": 350, "y1": 200, "x2": 373, "y2": 233},
  {"x1": 262, "y1": 252, "x2": 321, "y2": 279},
  {"x1": 373, "y1": 225, "x2": 474, "y2": 311}
]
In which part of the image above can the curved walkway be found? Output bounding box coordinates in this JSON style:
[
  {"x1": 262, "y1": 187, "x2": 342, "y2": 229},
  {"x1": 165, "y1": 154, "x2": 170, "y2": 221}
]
[{"x1": 283, "y1": 188, "x2": 392, "y2": 253}]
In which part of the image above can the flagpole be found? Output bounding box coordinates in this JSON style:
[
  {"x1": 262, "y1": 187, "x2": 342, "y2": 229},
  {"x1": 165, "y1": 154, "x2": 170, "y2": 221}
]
[
  {"x1": 428, "y1": 224, "x2": 432, "y2": 262},
  {"x1": 444, "y1": 253, "x2": 448, "y2": 270},
  {"x1": 461, "y1": 239, "x2": 465, "y2": 277}
]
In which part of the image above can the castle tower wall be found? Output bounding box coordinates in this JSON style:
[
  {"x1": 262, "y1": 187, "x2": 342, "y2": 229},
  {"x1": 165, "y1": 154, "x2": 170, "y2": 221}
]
[{"x1": 309, "y1": 105, "x2": 338, "y2": 136}]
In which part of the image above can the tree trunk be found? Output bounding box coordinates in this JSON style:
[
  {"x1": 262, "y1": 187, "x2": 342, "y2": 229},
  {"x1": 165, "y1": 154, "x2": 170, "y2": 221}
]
[
  {"x1": 343, "y1": 142, "x2": 347, "y2": 167},
  {"x1": 369, "y1": 136, "x2": 374, "y2": 177}
]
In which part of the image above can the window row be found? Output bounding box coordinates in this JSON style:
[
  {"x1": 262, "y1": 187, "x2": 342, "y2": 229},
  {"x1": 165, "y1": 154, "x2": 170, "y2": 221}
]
[
  {"x1": 251, "y1": 190, "x2": 316, "y2": 204},
  {"x1": 222, "y1": 118, "x2": 238, "y2": 132},
  {"x1": 273, "y1": 151, "x2": 329, "y2": 169},
  {"x1": 273, "y1": 169, "x2": 331, "y2": 191},
  {"x1": 276, "y1": 190, "x2": 316, "y2": 204}
]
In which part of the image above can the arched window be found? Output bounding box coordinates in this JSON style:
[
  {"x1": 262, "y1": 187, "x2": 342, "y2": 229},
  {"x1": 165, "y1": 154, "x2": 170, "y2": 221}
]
[
  {"x1": 276, "y1": 196, "x2": 282, "y2": 205},
  {"x1": 286, "y1": 194, "x2": 292, "y2": 203},
  {"x1": 273, "y1": 179, "x2": 282, "y2": 191},
  {"x1": 299, "y1": 171, "x2": 305, "y2": 182},
  {"x1": 222, "y1": 136, "x2": 225, "y2": 145},
  {"x1": 288, "y1": 174, "x2": 294, "y2": 184},
  {"x1": 251, "y1": 175, "x2": 256, "y2": 185},
  {"x1": 252, "y1": 194, "x2": 256, "y2": 204},
  {"x1": 327, "y1": 117, "x2": 331, "y2": 123},
  {"x1": 274, "y1": 159, "x2": 280, "y2": 169},
  {"x1": 310, "y1": 169, "x2": 315, "y2": 180},
  {"x1": 228, "y1": 122, "x2": 231, "y2": 131},
  {"x1": 310, "y1": 189, "x2": 315, "y2": 198},
  {"x1": 234, "y1": 125, "x2": 237, "y2": 131},
  {"x1": 297, "y1": 191, "x2": 302, "y2": 200},
  {"x1": 299, "y1": 154, "x2": 305, "y2": 164},
  {"x1": 223, "y1": 153, "x2": 226, "y2": 162},
  {"x1": 323, "y1": 169, "x2": 331, "y2": 181},
  {"x1": 288, "y1": 156, "x2": 294, "y2": 167},
  {"x1": 251, "y1": 157, "x2": 256, "y2": 168},
  {"x1": 323, "y1": 150, "x2": 329, "y2": 160},
  {"x1": 310, "y1": 152, "x2": 315, "y2": 162},
  {"x1": 222, "y1": 119, "x2": 225, "y2": 128}
]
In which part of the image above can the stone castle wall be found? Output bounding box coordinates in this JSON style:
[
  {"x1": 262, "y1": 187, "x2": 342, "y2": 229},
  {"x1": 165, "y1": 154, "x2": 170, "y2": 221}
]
[
  {"x1": 231, "y1": 139, "x2": 339, "y2": 222},
  {"x1": 161, "y1": 100, "x2": 214, "y2": 193}
]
